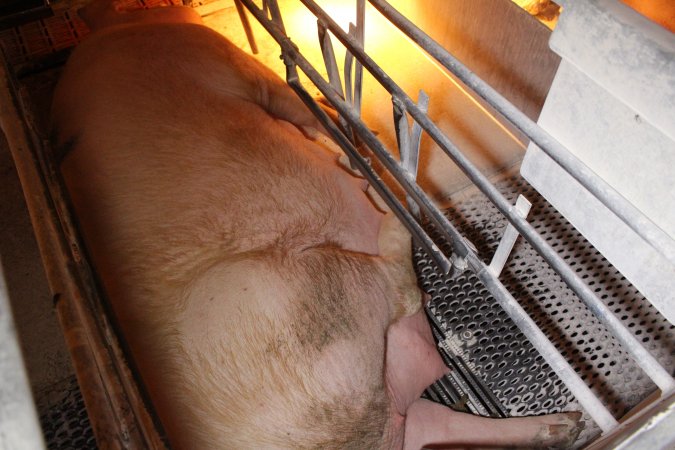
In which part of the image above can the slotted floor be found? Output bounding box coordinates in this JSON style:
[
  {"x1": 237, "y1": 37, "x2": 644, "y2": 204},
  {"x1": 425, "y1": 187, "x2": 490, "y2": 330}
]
[{"x1": 419, "y1": 175, "x2": 675, "y2": 447}]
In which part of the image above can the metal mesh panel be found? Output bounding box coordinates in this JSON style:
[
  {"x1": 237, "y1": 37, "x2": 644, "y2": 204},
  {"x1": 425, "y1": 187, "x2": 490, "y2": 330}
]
[
  {"x1": 39, "y1": 376, "x2": 97, "y2": 450},
  {"x1": 0, "y1": 0, "x2": 182, "y2": 69},
  {"x1": 416, "y1": 175, "x2": 675, "y2": 447}
]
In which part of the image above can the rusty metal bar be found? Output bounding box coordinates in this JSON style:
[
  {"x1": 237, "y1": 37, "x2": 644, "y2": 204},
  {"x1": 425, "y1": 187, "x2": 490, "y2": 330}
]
[{"x1": 0, "y1": 53, "x2": 166, "y2": 449}]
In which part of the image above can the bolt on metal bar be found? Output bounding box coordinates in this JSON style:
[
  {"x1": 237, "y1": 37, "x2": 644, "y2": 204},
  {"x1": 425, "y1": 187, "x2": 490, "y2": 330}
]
[
  {"x1": 489, "y1": 195, "x2": 531, "y2": 277},
  {"x1": 240, "y1": 0, "x2": 625, "y2": 430},
  {"x1": 394, "y1": 92, "x2": 428, "y2": 219},
  {"x1": 295, "y1": 0, "x2": 675, "y2": 396},
  {"x1": 367, "y1": 0, "x2": 675, "y2": 269}
]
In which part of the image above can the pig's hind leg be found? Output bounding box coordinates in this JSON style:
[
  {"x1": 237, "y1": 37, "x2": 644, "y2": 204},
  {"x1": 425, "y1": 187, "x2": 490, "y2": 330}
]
[
  {"x1": 403, "y1": 400, "x2": 583, "y2": 449},
  {"x1": 385, "y1": 309, "x2": 584, "y2": 449}
]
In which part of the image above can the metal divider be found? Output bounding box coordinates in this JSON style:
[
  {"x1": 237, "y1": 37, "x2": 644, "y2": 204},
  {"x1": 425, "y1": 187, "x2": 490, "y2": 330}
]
[{"x1": 235, "y1": 0, "x2": 674, "y2": 435}]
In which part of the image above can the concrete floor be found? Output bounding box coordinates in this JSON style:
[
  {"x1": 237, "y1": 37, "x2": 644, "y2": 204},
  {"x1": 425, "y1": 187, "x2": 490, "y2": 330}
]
[{"x1": 0, "y1": 131, "x2": 74, "y2": 416}]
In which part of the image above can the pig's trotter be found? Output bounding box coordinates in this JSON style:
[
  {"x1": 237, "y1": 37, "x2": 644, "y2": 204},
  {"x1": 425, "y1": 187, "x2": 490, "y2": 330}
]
[{"x1": 538, "y1": 412, "x2": 585, "y2": 449}]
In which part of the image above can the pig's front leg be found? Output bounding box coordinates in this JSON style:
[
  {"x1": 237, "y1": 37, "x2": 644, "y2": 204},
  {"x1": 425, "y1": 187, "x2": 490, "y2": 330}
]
[
  {"x1": 385, "y1": 309, "x2": 584, "y2": 449},
  {"x1": 386, "y1": 308, "x2": 450, "y2": 416}
]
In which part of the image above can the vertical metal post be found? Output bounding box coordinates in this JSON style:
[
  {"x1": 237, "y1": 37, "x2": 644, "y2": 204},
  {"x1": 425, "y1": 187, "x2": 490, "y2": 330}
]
[
  {"x1": 234, "y1": 0, "x2": 259, "y2": 54},
  {"x1": 394, "y1": 90, "x2": 428, "y2": 219},
  {"x1": 353, "y1": 0, "x2": 365, "y2": 116},
  {"x1": 489, "y1": 195, "x2": 532, "y2": 277}
]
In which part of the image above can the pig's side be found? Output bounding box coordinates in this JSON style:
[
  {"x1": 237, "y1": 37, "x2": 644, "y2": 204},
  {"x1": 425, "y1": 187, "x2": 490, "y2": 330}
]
[{"x1": 50, "y1": 2, "x2": 583, "y2": 449}]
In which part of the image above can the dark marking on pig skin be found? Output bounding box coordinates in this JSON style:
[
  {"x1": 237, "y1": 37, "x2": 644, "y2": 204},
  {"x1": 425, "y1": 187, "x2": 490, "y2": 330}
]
[
  {"x1": 291, "y1": 247, "x2": 360, "y2": 354},
  {"x1": 49, "y1": 129, "x2": 79, "y2": 165},
  {"x1": 304, "y1": 381, "x2": 389, "y2": 450}
]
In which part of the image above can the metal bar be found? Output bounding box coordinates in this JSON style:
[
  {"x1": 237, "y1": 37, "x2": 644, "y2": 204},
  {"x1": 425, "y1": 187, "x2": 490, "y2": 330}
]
[
  {"x1": 318, "y1": 22, "x2": 344, "y2": 99},
  {"x1": 234, "y1": 0, "x2": 259, "y2": 54},
  {"x1": 282, "y1": 62, "x2": 451, "y2": 273},
  {"x1": 489, "y1": 195, "x2": 531, "y2": 277},
  {"x1": 318, "y1": 21, "x2": 352, "y2": 138},
  {"x1": 295, "y1": 0, "x2": 675, "y2": 396},
  {"x1": 393, "y1": 97, "x2": 411, "y2": 171},
  {"x1": 344, "y1": 23, "x2": 355, "y2": 105},
  {"x1": 405, "y1": 90, "x2": 428, "y2": 218},
  {"x1": 367, "y1": 0, "x2": 675, "y2": 269},
  {"x1": 265, "y1": 0, "x2": 285, "y2": 33},
  {"x1": 353, "y1": 0, "x2": 364, "y2": 116}
]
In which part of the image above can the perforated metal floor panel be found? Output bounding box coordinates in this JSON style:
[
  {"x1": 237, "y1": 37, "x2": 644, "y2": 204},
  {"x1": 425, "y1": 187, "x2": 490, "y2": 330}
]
[{"x1": 417, "y1": 175, "x2": 675, "y2": 447}]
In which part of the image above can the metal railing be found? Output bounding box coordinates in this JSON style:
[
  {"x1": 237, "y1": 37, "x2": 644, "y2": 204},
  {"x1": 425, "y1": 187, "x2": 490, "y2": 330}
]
[{"x1": 236, "y1": 0, "x2": 675, "y2": 434}]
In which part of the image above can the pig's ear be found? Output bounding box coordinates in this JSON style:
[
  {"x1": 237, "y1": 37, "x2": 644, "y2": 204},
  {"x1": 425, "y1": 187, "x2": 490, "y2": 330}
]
[{"x1": 403, "y1": 398, "x2": 584, "y2": 450}]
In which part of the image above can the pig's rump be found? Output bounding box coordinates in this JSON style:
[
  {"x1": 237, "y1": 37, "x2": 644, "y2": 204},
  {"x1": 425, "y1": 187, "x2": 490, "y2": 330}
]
[{"x1": 51, "y1": 22, "x2": 404, "y2": 449}]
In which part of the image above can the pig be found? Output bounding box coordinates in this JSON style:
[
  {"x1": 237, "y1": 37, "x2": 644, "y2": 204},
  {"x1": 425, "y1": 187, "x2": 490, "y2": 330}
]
[{"x1": 50, "y1": 1, "x2": 584, "y2": 448}]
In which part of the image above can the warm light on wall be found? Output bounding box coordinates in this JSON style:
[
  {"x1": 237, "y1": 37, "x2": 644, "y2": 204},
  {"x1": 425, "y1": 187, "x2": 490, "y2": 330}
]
[
  {"x1": 282, "y1": 0, "x2": 385, "y2": 53},
  {"x1": 510, "y1": 0, "x2": 560, "y2": 29}
]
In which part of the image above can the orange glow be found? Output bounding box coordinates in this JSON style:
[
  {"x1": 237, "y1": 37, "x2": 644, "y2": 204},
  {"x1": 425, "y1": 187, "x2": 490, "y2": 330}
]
[
  {"x1": 510, "y1": 0, "x2": 561, "y2": 29},
  {"x1": 283, "y1": 0, "x2": 386, "y2": 52},
  {"x1": 284, "y1": 1, "x2": 357, "y2": 36},
  {"x1": 620, "y1": 0, "x2": 675, "y2": 33}
]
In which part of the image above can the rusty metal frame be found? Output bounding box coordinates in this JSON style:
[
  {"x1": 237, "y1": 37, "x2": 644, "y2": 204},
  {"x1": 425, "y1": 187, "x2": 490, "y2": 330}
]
[{"x1": 0, "y1": 53, "x2": 167, "y2": 449}]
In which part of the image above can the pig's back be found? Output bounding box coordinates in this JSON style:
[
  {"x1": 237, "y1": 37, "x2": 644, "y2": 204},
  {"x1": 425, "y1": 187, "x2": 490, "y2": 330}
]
[
  {"x1": 51, "y1": 21, "x2": 395, "y2": 449},
  {"x1": 51, "y1": 23, "x2": 350, "y2": 312}
]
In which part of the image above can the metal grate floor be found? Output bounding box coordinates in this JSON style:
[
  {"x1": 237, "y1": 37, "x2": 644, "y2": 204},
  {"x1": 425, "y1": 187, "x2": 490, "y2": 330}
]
[
  {"x1": 39, "y1": 376, "x2": 97, "y2": 450},
  {"x1": 417, "y1": 174, "x2": 675, "y2": 447}
]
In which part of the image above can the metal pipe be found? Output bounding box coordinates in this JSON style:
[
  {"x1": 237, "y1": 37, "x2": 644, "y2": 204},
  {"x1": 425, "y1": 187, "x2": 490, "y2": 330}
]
[
  {"x1": 233, "y1": 0, "x2": 259, "y2": 54},
  {"x1": 354, "y1": 0, "x2": 365, "y2": 116},
  {"x1": 367, "y1": 0, "x2": 675, "y2": 269},
  {"x1": 295, "y1": 0, "x2": 675, "y2": 396}
]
